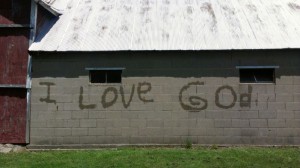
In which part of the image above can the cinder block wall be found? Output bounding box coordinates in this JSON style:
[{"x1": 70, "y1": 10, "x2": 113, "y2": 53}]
[{"x1": 30, "y1": 50, "x2": 300, "y2": 145}]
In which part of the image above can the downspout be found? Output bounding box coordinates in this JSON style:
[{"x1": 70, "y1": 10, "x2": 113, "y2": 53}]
[{"x1": 26, "y1": 0, "x2": 37, "y2": 144}]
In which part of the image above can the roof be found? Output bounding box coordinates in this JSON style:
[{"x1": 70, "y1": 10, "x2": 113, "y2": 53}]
[{"x1": 30, "y1": 0, "x2": 300, "y2": 52}]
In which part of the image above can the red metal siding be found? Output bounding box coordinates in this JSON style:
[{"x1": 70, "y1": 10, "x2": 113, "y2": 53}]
[
  {"x1": 0, "y1": 89, "x2": 27, "y2": 143},
  {"x1": 0, "y1": 0, "x2": 31, "y2": 143},
  {"x1": 0, "y1": 29, "x2": 30, "y2": 85}
]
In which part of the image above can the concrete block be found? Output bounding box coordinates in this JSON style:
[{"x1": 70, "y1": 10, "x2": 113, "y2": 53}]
[
  {"x1": 189, "y1": 128, "x2": 206, "y2": 136},
  {"x1": 188, "y1": 111, "x2": 206, "y2": 119},
  {"x1": 80, "y1": 136, "x2": 98, "y2": 144},
  {"x1": 251, "y1": 85, "x2": 269, "y2": 94},
  {"x1": 294, "y1": 94, "x2": 300, "y2": 102},
  {"x1": 31, "y1": 128, "x2": 54, "y2": 136},
  {"x1": 64, "y1": 103, "x2": 81, "y2": 111},
  {"x1": 55, "y1": 111, "x2": 72, "y2": 119},
  {"x1": 206, "y1": 128, "x2": 224, "y2": 136},
  {"x1": 267, "y1": 102, "x2": 286, "y2": 111},
  {"x1": 164, "y1": 136, "x2": 181, "y2": 144},
  {"x1": 97, "y1": 119, "x2": 114, "y2": 127},
  {"x1": 205, "y1": 111, "x2": 223, "y2": 119},
  {"x1": 162, "y1": 128, "x2": 174, "y2": 136},
  {"x1": 295, "y1": 111, "x2": 300, "y2": 119},
  {"x1": 72, "y1": 111, "x2": 89, "y2": 119},
  {"x1": 259, "y1": 111, "x2": 276, "y2": 119},
  {"x1": 164, "y1": 120, "x2": 178, "y2": 127},
  {"x1": 31, "y1": 103, "x2": 48, "y2": 111},
  {"x1": 222, "y1": 77, "x2": 239, "y2": 85},
  {"x1": 66, "y1": 120, "x2": 80, "y2": 128},
  {"x1": 105, "y1": 128, "x2": 122, "y2": 136},
  {"x1": 285, "y1": 119, "x2": 300, "y2": 128},
  {"x1": 277, "y1": 128, "x2": 295, "y2": 137},
  {"x1": 224, "y1": 128, "x2": 241, "y2": 136},
  {"x1": 286, "y1": 103, "x2": 300, "y2": 111},
  {"x1": 268, "y1": 119, "x2": 286, "y2": 128},
  {"x1": 72, "y1": 128, "x2": 88, "y2": 136},
  {"x1": 35, "y1": 111, "x2": 56, "y2": 121},
  {"x1": 80, "y1": 119, "x2": 97, "y2": 127},
  {"x1": 31, "y1": 121, "x2": 47, "y2": 128},
  {"x1": 30, "y1": 136, "x2": 56, "y2": 145},
  {"x1": 276, "y1": 76, "x2": 293, "y2": 85},
  {"x1": 60, "y1": 136, "x2": 80, "y2": 144},
  {"x1": 276, "y1": 94, "x2": 293, "y2": 102},
  {"x1": 113, "y1": 119, "x2": 130, "y2": 127},
  {"x1": 214, "y1": 119, "x2": 232, "y2": 128},
  {"x1": 51, "y1": 95, "x2": 73, "y2": 103},
  {"x1": 294, "y1": 85, "x2": 300, "y2": 93},
  {"x1": 121, "y1": 111, "x2": 139, "y2": 119},
  {"x1": 112, "y1": 136, "x2": 130, "y2": 144},
  {"x1": 171, "y1": 112, "x2": 188, "y2": 119},
  {"x1": 121, "y1": 128, "x2": 139, "y2": 136},
  {"x1": 139, "y1": 128, "x2": 164, "y2": 136},
  {"x1": 177, "y1": 119, "x2": 197, "y2": 128},
  {"x1": 222, "y1": 111, "x2": 240, "y2": 119},
  {"x1": 196, "y1": 119, "x2": 214, "y2": 128},
  {"x1": 232, "y1": 119, "x2": 250, "y2": 128},
  {"x1": 47, "y1": 103, "x2": 63, "y2": 111},
  {"x1": 258, "y1": 128, "x2": 277, "y2": 137},
  {"x1": 170, "y1": 128, "x2": 188, "y2": 136},
  {"x1": 130, "y1": 119, "x2": 147, "y2": 128},
  {"x1": 128, "y1": 136, "x2": 147, "y2": 144},
  {"x1": 88, "y1": 128, "x2": 105, "y2": 136},
  {"x1": 240, "y1": 128, "x2": 258, "y2": 136},
  {"x1": 46, "y1": 119, "x2": 65, "y2": 128},
  {"x1": 277, "y1": 111, "x2": 294, "y2": 119},
  {"x1": 250, "y1": 102, "x2": 268, "y2": 111},
  {"x1": 89, "y1": 111, "x2": 105, "y2": 119},
  {"x1": 258, "y1": 94, "x2": 275, "y2": 102},
  {"x1": 95, "y1": 136, "x2": 114, "y2": 144},
  {"x1": 54, "y1": 128, "x2": 72, "y2": 136},
  {"x1": 249, "y1": 119, "x2": 267, "y2": 128},
  {"x1": 294, "y1": 77, "x2": 300, "y2": 85},
  {"x1": 147, "y1": 136, "x2": 165, "y2": 144},
  {"x1": 275, "y1": 85, "x2": 294, "y2": 94},
  {"x1": 180, "y1": 136, "x2": 198, "y2": 144},
  {"x1": 147, "y1": 119, "x2": 164, "y2": 128},
  {"x1": 106, "y1": 112, "x2": 122, "y2": 119},
  {"x1": 240, "y1": 111, "x2": 258, "y2": 119},
  {"x1": 143, "y1": 111, "x2": 171, "y2": 119}
]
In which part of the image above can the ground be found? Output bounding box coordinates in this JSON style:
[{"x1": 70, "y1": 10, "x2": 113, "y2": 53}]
[{"x1": 1, "y1": 147, "x2": 300, "y2": 168}]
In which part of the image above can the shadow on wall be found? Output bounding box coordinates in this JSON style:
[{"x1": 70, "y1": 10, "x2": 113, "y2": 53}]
[
  {"x1": 30, "y1": 50, "x2": 300, "y2": 78},
  {"x1": 34, "y1": 4, "x2": 59, "y2": 43}
]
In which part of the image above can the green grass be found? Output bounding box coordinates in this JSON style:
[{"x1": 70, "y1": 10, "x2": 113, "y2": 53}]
[{"x1": 1, "y1": 147, "x2": 300, "y2": 168}]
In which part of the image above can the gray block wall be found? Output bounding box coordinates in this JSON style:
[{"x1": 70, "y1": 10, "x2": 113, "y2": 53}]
[{"x1": 30, "y1": 50, "x2": 300, "y2": 145}]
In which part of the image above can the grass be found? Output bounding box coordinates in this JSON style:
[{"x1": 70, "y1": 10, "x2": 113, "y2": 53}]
[{"x1": 1, "y1": 147, "x2": 300, "y2": 168}]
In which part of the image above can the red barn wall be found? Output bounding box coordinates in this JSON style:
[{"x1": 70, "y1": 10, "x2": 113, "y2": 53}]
[{"x1": 0, "y1": 0, "x2": 31, "y2": 144}]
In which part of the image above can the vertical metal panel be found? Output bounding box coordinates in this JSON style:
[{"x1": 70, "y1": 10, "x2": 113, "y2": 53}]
[
  {"x1": 0, "y1": 88, "x2": 27, "y2": 143},
  {"x1": 0, "y1": 29, "x2": 30, "y2": 85}
]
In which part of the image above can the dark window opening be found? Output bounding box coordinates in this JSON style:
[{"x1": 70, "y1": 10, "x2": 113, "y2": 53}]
[
  {"x1": 239, "y1": 68, "x2": 275, "y2": 83},
  {"x1": 89, "y1": 70, "x2": 122, "y2": 84}
]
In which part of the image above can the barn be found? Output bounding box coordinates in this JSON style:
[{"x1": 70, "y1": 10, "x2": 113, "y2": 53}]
[{"x1": 28, "y1": 0, "x2": 300, "y2": 146}]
